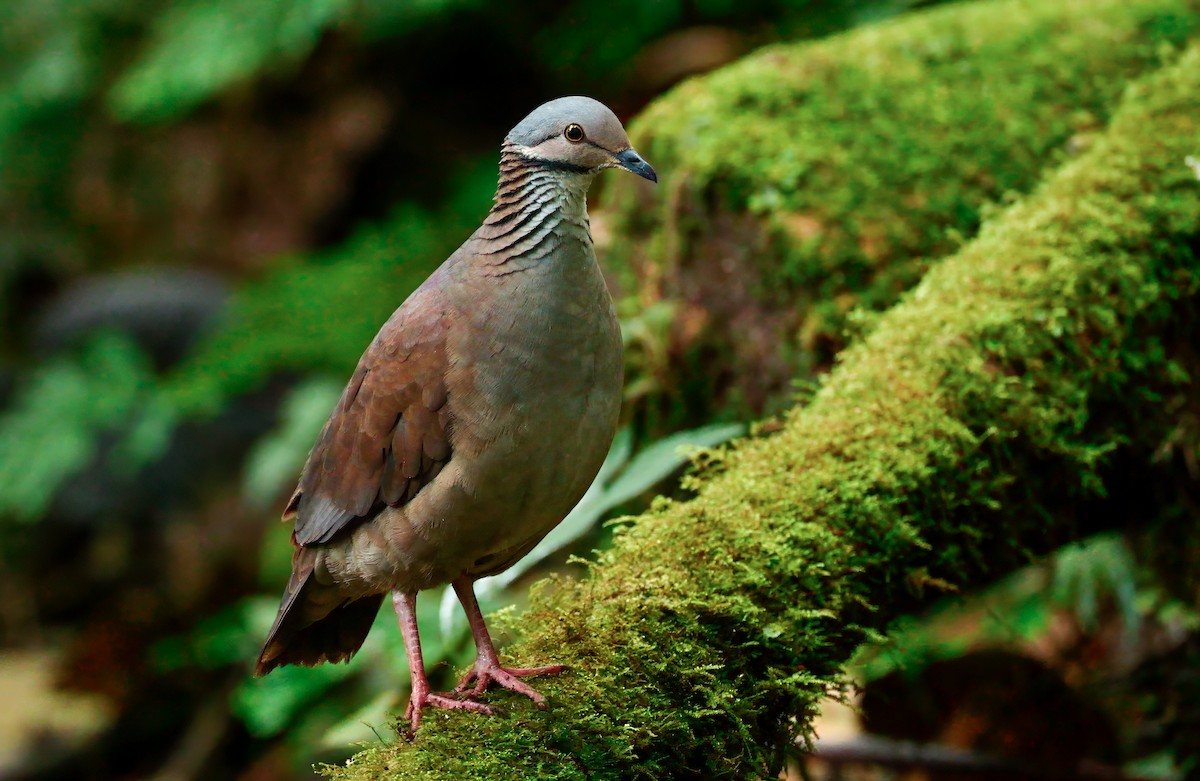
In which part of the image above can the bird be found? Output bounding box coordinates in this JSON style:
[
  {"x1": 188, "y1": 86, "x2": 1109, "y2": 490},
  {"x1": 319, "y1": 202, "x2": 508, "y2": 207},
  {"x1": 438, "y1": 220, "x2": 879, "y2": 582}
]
[{"x1": 254, "y1": 96, "x2": 657, "y2": 733}]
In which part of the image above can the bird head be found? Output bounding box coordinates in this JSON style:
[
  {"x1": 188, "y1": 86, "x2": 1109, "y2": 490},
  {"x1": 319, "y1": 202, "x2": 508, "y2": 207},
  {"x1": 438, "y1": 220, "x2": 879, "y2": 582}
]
[{"x1": 505, "y1": 96, "x2": 657, "y2": 183}]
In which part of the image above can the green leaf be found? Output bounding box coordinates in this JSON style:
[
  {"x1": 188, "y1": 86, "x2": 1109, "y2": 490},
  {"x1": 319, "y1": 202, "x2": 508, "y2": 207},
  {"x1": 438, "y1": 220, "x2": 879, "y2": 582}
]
[
  {"x1": 1052, "y1": 532, "x2": 1139, "y2": 638},
  {"x1": 602, "y1": 422, "x2": 744, "y2": 510}
]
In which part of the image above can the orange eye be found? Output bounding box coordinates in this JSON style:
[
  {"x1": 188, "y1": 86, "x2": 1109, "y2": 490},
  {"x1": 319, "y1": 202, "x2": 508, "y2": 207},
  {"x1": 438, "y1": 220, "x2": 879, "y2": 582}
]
[{"x1": 564, "y1": 123, "x2": 585, "y2": 142}]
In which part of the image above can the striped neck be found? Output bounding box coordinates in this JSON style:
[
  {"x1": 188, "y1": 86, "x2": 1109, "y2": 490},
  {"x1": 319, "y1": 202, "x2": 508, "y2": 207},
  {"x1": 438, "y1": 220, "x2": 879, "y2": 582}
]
[{"x1": 473, "y1": 144, "x2": 594, "y2": 273}]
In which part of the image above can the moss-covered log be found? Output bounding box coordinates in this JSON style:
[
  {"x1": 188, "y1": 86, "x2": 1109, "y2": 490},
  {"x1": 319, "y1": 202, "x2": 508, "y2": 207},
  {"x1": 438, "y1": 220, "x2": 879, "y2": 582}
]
[
  {"x1": 603, "y1": 0, "x2": 1198, "y2": 432},
  {"x1": 327, "y1": 40, "x2": 1200, "y2": 781}
]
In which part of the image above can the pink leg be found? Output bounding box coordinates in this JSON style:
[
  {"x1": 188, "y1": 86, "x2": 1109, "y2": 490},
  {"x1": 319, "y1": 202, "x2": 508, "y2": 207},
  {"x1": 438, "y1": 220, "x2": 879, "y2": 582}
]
[
  {"x1": 392, "y1": 591, "x2": 499, "y2": 734},
  {"x1": 451, "y1": 576, "x2": 566, "y2": 707}
]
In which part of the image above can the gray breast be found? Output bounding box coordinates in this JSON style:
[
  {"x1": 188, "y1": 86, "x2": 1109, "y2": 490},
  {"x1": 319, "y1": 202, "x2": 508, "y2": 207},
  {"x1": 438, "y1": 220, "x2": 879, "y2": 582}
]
[{"x1": 437, "y1": 229, "x2": 622, "y2": 575}]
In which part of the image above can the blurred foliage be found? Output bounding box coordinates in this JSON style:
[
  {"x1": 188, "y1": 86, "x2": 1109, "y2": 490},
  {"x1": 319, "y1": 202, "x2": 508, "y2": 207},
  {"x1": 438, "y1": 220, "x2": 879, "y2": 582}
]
[
  {"x1": 853, "y1": 532, "x2": 1200, "y2": 779},
  {"x1": 111, "y1": 0, "x2": 365, "y2": 123},
  {"x1": 0, "y1": 332, "x2": 165, "y2": 525},
  {"x1": 162, "y1": 169, "x2": 491, "y2": 416},
  {"x1": 242, "y1": 377, "x2": 343, "y2": 510},
  {"x1": 855, "y1": 533, "x2": 1200, "y2": 684},
  {"x1": 1052, "y1": 533, "x2": 1140, "y2": 636}
]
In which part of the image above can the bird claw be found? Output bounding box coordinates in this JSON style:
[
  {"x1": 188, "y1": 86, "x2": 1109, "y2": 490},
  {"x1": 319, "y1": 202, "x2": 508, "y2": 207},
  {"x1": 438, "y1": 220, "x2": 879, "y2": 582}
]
[{"x1": 454, "y1": 662, "x2": 567, "y2": 707}]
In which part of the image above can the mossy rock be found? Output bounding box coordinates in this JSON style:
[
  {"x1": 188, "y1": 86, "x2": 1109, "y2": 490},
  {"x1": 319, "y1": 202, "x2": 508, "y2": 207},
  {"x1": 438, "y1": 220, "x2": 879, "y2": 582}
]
[
  {"x1": 325, "y1": 37, "x2": 1200, "y2": 781},
  {"x1": 602, "y1": 0, "x2": 1199, "y2": 433}
]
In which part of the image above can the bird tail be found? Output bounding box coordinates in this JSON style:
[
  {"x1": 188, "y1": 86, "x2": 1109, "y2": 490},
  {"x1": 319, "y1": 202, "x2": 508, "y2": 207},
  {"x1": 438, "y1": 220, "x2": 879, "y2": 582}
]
[{"x1": 254, "y1": 547, "x2": 383, "y2": 676}]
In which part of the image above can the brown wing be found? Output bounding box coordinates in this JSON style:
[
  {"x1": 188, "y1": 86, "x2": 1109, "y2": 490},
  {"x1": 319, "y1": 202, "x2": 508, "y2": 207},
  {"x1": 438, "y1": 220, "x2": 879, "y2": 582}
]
[{"x1": 286, "y1": 288, "x2": 453, "y2": 546}]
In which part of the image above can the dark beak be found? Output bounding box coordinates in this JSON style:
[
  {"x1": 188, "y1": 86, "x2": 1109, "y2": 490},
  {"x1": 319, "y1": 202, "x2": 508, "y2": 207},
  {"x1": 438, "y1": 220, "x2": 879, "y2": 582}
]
[{"x1": 614, "y1": 148, "x2": 658, "y2": 183}]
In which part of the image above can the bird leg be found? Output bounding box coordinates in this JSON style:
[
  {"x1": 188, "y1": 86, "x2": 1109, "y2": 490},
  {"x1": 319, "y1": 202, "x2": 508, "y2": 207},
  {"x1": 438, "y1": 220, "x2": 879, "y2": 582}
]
[
  {"x1": 392, "y1": 591, "x2": 500, "y2": 734},
  {"x1": 451, "y1": 576, "x2": 566, "y2": 707}
]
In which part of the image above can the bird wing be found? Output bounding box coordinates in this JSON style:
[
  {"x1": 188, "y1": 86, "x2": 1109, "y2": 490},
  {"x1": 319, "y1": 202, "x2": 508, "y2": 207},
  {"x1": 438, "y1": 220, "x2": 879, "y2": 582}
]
[{"x1": 287, "y1": 286, "x2": 453, "y2": 546}]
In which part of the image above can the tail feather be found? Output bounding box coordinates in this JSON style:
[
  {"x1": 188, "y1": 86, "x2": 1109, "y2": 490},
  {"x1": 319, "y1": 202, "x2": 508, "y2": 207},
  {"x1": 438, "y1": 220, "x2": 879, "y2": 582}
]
[{"x1": 254, "y1": 549, "x2": 384, "y2": 676}]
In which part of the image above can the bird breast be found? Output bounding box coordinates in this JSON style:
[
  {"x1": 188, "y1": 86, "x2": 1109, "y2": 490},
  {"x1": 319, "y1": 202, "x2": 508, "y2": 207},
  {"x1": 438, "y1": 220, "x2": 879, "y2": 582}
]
[{"x1": 404, "y1": 224, "x2": 623, "y2": 583}]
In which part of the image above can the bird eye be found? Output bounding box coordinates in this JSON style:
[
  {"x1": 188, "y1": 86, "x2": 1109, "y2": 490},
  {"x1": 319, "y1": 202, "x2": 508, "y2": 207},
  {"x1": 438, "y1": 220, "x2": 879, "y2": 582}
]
[{"x1": 564, "y1": 123, "x2": 585, "y2": 143}]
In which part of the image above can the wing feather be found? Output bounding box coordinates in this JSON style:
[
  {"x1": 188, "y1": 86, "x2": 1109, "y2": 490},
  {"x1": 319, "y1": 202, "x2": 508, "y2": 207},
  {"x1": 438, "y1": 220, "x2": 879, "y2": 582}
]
[{"x1": 289, "y1": 289, "x2": 453, "y2": 546}]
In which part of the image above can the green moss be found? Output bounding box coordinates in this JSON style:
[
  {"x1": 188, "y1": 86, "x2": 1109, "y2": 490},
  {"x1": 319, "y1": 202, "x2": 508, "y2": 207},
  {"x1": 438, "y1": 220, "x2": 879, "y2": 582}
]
[
  {"x1": 604, "y1": 0, "x2": 1199, "y2": 430},
  {"x1": 326, "y1": 41, "x2": 1200, "y2": 781}
]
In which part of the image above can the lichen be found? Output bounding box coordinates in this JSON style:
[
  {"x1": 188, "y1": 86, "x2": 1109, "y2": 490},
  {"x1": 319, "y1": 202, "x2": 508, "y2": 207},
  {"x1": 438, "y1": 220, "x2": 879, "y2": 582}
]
[
  {"x1": 324, "y1": 39, "x2": 1200, "y2": 781},
  {"x1": 603, "y1": 0, "x2": 1200, "y2": 431}
]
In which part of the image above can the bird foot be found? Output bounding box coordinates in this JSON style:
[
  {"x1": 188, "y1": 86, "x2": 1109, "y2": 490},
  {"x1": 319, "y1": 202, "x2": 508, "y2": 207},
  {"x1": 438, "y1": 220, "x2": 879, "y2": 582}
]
[
  {"x1": 454, "y1": 661, "x2": 567, "y2": 706},
  {"x1": 404, "y1": 687, "x2": 502, "y2": 735},
  {"x1": 402, "y1": 664, "x2": 565, "y2": 735}
]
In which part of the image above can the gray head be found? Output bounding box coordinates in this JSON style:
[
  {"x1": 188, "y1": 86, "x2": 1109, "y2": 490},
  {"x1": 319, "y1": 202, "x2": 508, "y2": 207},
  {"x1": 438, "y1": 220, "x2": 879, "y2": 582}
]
[{"x1": 505, "y1": 96, "x2": 657, "y2": 183}]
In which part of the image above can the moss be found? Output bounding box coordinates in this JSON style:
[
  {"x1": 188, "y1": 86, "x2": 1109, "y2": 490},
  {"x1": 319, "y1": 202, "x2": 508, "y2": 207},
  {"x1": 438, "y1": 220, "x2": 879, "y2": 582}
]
[
  {"x1": 603, "y1": 0, "x2": 1199, "y2": 432},
  {"x1": 325, "y1": 41, "x2": 1200, "y2": 781}
]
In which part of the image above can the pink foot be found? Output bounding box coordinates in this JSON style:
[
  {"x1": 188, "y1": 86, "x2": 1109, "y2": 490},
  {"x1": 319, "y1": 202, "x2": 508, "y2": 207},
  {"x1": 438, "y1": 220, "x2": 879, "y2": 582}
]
[
  {"x1": 402, "y1": 664, "x2": 566, "y2": 734},
  {"x1": 404, "y1": 683, "x2": 501, "y2": 735},
  {"x1": 454, "y1": 661, "x2": 567, "y2": 706}
]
